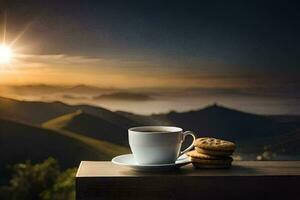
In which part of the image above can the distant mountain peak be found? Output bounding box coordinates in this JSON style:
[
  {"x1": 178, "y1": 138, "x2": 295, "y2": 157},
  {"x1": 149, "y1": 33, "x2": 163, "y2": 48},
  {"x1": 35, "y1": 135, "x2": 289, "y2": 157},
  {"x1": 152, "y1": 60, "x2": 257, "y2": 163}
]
[
  {"x1": 165, "y1": 103, "x2": 268, "y2": 127},
  {"x1": 200, "y1": 103, "x2": 247, "y2": 114},
  {"x1": 207, "y1": 102, "x2": 221, "y2": 109},
  {"x1": 203, "y1": 103, "x2": 227, "y2": 110}
]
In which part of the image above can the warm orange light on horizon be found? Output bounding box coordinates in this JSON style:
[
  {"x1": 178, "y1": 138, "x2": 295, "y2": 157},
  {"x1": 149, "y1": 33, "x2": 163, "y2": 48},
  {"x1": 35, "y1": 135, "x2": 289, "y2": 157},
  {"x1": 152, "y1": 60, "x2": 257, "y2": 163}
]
[{"x1": 0, "y1": 44, "x2": 12, "y2": 64}]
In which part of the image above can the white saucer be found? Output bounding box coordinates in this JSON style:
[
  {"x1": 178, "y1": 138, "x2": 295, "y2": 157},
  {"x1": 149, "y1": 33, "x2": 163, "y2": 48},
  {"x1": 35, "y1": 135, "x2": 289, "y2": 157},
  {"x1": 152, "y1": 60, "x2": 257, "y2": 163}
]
[{"x1": 111, "y1": 154, "x2": 191, "y2": 171}]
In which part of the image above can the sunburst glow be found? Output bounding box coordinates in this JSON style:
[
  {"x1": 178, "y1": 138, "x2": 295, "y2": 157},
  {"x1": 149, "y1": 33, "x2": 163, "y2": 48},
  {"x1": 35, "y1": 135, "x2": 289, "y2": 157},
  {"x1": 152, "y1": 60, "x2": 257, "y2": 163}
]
[{"x1": 0, "y1": 44, "x2": 12, "y2": 64}]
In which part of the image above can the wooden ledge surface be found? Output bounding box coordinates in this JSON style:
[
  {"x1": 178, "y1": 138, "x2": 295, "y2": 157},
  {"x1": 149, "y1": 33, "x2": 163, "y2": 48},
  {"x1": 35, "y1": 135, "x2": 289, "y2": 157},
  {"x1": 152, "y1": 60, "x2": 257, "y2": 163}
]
[
  {"x1": 76, "y1": 161, "x2": 300, "y2": 177},
  {"x1": 76, "y1": 161, "x2": 300, "y2": 200}
]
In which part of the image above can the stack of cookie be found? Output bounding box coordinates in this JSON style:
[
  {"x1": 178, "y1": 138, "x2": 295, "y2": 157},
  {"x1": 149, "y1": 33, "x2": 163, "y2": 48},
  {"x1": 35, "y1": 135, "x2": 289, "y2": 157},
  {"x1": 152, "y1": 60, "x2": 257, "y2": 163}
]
[{"x1": 187, "y1": 137, "x2": 236, "y2": 169}]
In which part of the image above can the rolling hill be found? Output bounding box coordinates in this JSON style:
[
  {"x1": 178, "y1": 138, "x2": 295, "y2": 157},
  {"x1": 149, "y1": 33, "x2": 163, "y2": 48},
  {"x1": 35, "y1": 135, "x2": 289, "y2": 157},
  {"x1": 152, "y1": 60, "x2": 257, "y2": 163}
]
[
  {"x1": 0, "y1": 117, "x2": 129, "y2": 183},
  {"x1": 43, "y1": 110, "x2": 128, "y2": 145},
  {"x1": 0, "y1": 96, "x2": 139, "y2": 128}
]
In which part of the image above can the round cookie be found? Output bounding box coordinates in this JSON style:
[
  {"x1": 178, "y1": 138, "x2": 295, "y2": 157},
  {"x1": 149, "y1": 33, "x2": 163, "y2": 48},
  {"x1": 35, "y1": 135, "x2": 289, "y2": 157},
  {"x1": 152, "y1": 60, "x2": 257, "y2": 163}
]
[
  {"x1": 194, "y1": 137, "x2": 236, "y2": 152},
  {"x1": 186, "y1": 150, "x2": 222, "y2": 160},
  {"x1": 195, "y1": 147, "x2": 234, "y2": 157}
]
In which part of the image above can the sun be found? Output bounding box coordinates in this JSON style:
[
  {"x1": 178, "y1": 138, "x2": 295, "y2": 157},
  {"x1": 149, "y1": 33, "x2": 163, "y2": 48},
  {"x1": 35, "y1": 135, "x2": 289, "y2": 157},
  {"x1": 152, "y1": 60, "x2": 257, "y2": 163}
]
[{"x1": 0, "y1": 44, "x2": 13, "y2": 64}]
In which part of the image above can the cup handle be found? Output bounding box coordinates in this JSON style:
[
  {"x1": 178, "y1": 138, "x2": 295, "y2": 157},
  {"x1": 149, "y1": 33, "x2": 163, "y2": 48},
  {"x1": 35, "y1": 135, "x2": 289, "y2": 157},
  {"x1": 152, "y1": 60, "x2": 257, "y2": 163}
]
[{"x1": 179, "y1": 131, "x2": 196, "y2": 157}]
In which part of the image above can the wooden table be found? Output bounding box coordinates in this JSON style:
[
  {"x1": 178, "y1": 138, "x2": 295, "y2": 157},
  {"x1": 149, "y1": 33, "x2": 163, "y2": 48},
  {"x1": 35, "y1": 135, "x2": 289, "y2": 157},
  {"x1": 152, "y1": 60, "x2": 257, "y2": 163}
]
[{"x1": 76, "y1": 161, "x2": 300, "y2": 200}]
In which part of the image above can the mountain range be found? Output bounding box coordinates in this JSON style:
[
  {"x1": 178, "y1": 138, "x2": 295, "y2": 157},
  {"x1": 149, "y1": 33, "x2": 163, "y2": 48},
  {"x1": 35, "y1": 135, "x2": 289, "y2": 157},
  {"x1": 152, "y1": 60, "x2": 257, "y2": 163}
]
[
  {"x1": 93, "y1": 92, "x2": 153, "y2": 101},
  {"x1": 1, "y1": 96, "x2": 300, "y2": 183},
  {"x1": 0, "y1": 96, "x2": 138, "y2": 126},
  {"x1": 0, "y1": 84, "x2": 115, "y2": 96}
]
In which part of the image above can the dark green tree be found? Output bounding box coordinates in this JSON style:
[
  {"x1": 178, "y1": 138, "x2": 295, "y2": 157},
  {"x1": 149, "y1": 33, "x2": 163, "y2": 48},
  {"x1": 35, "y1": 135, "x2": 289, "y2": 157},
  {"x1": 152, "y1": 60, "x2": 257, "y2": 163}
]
[
  {"x1": 0, "y1": 158, "x2": 76, "y2": 200},
  {"x1": 40, "y1": 168, "x2": 76, "y2": 200}
]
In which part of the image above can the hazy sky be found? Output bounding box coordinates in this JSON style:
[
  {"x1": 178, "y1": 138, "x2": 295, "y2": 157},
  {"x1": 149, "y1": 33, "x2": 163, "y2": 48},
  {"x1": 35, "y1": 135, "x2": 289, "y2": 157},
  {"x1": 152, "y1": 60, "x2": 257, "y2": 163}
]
[{"x1": 0, "y1": 0, "x2": 299, "y2": 90}]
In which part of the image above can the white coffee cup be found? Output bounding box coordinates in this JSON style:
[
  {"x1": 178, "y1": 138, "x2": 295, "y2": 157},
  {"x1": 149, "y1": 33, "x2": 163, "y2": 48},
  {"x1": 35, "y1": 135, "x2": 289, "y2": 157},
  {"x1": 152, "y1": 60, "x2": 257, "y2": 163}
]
[{"x1": 128, "y1": 126, "x2": 196, "y2": 164}]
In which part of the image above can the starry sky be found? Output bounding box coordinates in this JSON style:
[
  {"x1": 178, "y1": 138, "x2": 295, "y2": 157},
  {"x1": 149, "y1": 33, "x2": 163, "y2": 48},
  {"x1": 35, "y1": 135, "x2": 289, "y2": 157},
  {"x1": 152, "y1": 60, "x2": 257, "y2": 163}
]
[{"x1": 0, "y1": 0, "x2": 299, "y2": 91}]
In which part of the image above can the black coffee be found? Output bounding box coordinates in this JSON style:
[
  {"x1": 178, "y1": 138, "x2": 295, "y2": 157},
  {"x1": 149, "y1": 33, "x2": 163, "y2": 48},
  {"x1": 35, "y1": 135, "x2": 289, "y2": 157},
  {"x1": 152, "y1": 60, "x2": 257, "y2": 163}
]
[{"x1": 139, "y1": 130, "x2": 161, "y2": 132}]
